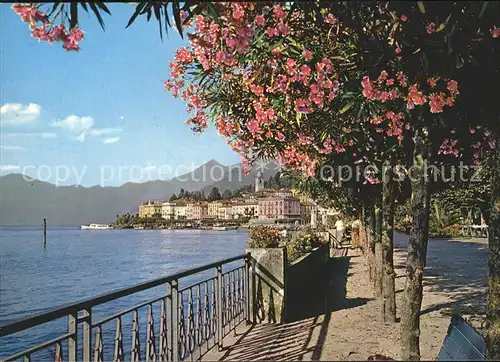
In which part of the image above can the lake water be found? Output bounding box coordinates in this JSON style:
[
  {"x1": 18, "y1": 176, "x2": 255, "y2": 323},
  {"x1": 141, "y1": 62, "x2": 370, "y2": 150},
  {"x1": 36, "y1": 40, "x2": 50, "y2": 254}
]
[{"x1": 0, "y1": 227, "x2": 248, "y2": 359}]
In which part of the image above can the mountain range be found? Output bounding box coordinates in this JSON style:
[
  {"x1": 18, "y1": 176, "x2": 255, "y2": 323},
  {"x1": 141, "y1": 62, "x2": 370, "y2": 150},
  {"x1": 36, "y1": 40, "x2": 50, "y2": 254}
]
[{"x1": 0, "y1": 160, "x2": 279, "y2": 226}]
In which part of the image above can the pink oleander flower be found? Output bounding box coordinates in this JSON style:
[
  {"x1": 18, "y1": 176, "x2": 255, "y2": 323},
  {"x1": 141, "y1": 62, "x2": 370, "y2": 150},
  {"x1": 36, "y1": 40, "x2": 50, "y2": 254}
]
[
  {"x1": 255, "y1": 15, "x2": 265, "y2": 26},
  {"x1": 377, "y1": 70, "x2": 388, "y2": 84},
  {"x1": 397, "y1": 71, "x2": 408, "y2": 88},
  {"x1": 302, "y1": 49, "x2": 313, "y2": 61},
  {"x1": 48, "y1": 25, "x2": 68, "y2": 42},
  {"x1": 232, "y1": 3, "x2": 244, "y2": 21},
  {"x1": 401, "y1": 14, "x2": 407, "y2": 22},
  {"x1": 406, "y1": 84, "x2": 426, "y2": 110},
  {"x1": 427, "y1": 77, "x2": 438, "y2": 88},
  {"x1": 299, "y1": 64, "x2": 311, "y2": 77},
  {"x1": 324, "y1": 13, "x2": 337, "y2": 24},
  {"x1": 69, "y1": 27, "x2": 84, "y2": 42},
  {"x1": 395, "y1": 47, "x2": 402, "y2": 54},
  {"x1": 294, "y1": 99, "x2": 313, "y2": 113},
  {"x1": 277, "y1": 22, "x2": 290, "y2": 36},
  {"x1": 286, "y1": 58, "x2": 298, "y2": 75},
  {"x1": 250, "y1": 84, "x2": 264, "y2": 95},
  {"x1": 273, "y1": 5, "x2": 287, "y2": 21},
  {"x1": 426, "y1": 22, "x2": 436, "y2": 34},
  {"x1": 447, "y1": 80, "x2": 459, "y2": 96},
  {"x1": 12, "y1": 3, "x2": 48, "y2": 24},
  {"x1": 428, "y1": 93, "x2": 446, "y2": 113},
  {"x1": 266, "y1": 27, "x2": 279, "y2": 37},
  {"x1": 438, "y1": 139, "x2": 459, "y2": 156},
  {"x1": 491, "y1": 25, "x2": 500, "y2": 38},
  {"x1": 386, "y1": 79, "x2": 395, "y2": 86}
]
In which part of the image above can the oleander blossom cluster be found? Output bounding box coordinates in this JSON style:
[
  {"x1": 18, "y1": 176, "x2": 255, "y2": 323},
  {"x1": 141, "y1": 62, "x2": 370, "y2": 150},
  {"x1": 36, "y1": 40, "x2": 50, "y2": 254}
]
[
  {"x1": 164, "y1": 2, "x2": 496, "y2": 180},
  {"x1": 12, "y1": 3, "x2": 84, "y2": 51},
  {"x1": 164, "y1": 3, "x2": 346, "y2": 177}
]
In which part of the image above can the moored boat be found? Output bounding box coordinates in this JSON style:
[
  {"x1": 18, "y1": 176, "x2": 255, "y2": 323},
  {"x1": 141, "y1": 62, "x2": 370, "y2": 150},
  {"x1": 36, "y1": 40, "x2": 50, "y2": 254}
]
[
  {"x1": 81, "y1": 223, "x2": 114, "y2": 230},
  {"x1": 212, "y1": 226, "x2": 227, "y2": 231}
]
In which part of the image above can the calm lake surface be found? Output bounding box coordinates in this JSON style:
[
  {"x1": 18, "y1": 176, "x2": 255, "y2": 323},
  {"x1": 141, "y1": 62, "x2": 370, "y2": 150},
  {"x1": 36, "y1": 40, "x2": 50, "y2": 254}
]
[{"x1": 0, "y1": 226, "x2": 248, "y2": 359}]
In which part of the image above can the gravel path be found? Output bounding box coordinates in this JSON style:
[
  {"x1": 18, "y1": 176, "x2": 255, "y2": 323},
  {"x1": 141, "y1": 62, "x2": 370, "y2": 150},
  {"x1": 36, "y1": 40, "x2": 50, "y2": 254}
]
[{"x1": 204, "y1": 233, "x2": 488, "y2": 360}]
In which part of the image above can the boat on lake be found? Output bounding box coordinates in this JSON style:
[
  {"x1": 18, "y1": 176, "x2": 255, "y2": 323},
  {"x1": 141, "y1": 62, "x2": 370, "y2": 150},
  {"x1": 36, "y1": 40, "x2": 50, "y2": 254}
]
[
  {"x1": 133, "y1": 225, "x2": 145, "y2": 230},
  {"x1": 81, "y1": 223, "x2": 114, "y2": 230},
  {"x1": 212, "y1": 226, "x2": 227, "y2": 231}
]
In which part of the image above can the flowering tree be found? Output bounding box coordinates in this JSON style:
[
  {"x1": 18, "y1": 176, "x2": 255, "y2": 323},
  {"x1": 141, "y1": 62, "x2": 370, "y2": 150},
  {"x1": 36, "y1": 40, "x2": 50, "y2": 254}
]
[
  {"x1": 14, "y1": 1, "x2": 500, "y2": 359},
  {"x1": 161, "y1": 2, "x2": 499, "y2": 359}
]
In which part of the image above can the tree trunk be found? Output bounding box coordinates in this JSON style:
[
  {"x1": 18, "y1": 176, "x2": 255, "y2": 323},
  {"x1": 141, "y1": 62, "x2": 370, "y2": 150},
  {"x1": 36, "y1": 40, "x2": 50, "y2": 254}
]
[
  {"x1": 374, "y1": 198, "x2": 383, "y2": 297},
  {"x1": 486, "y1": 146, "x2": 500, "y2": 359},
  {"x1": 382, "y1": 156, "x2": 397, "y2": 324},
  {"x1": 366, "y1": 204, "x2": 376, "y2": 282},
  {"x1": 400, "y1": 128, "x2": 431, "y2": 360}
]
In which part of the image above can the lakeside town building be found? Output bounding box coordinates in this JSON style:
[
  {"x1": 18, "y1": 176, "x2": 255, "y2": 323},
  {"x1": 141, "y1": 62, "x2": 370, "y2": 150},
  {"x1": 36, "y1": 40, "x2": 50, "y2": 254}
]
[
  {"x1": 257, "y1": 196, "x2": 301, "y2": 222},
  {"x1": 139, "y1": 187, "x2": 336, "y2": 226},
  {"x1": 139, "y1": 201, "x2": 162, "y2": 218}
]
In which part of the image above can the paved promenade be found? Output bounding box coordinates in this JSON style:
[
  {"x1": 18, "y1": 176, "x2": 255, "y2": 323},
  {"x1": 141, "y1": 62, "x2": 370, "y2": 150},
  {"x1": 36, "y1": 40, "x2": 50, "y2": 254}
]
[{"x1": 204, "y1": 233, "x2": 488, "y2": 360}]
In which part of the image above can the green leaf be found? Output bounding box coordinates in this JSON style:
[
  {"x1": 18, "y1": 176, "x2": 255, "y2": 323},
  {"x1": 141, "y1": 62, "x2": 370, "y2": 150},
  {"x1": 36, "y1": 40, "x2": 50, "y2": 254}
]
[
  {"x1": 47, "y1": 2, "x2": 62, "y2": 18},
  {"x1": 89, "y1": 2, "x2": 106, "y2": 30},
  {"x1": 95, "y1": 1, "x2": 111, "y2": 15},
  {"x1": 173, "y1": 1, "x2": 183, "y2": 36},
  {"x1": 153, "y1": 5, "x2": 163, "y2": 40},
  {"x1": 296, "y1": 112, "x2": 302, "y2": 126},
  {"x1": 207, "y1": 3, "x2": 220, "y2": 20},
  {"x1": 417, "y1": 1, "x2": 426, "y2": 14},
  {"x1": 80, "y1": 2, "x2": 88, "y2": 13},
  {"x1": 126, "y1": 3, "x2": 147, "y2": 28},
  {"x1": 340, "y1": 102, "x2": 354, "y2": 114},
  {"x1": 436, "y1": 23, "x2": 446, "y2": 32},
  {"x1": 479, "y1": 2, "x2": 488, "y2": 18},
  {"x1": 163, "y1": 3, "x2": 171, "y2": 35}
]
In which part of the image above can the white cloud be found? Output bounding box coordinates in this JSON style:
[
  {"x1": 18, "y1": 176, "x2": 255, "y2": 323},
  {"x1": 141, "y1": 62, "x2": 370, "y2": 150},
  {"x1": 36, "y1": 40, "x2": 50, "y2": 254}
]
[
  {"x1": 90, "y1": 128, "x2": 123, "y2": 136},
  {"x1": 0, "y1": 165, "x2": 20, "y2": 173},
  {"x1": 0, "y1": 145, "x2": 27, "y2": 152},
  {"x1": 52, "y1": 115, "x2": 94, "y2": 142},
  {"x1": 102, "y1": 137, "x2": 120, "y2": 144},
  {"x1": 0, "y1": 103, "x2": 41, "y2": 126},
  {"x1": 2, "y1": 132, "x2": 57, "y2": 139}
]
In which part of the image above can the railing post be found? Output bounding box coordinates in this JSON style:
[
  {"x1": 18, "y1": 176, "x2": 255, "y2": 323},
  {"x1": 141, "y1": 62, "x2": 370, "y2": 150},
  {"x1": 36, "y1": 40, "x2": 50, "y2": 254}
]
[
  {"x1": 68, "y1": 310, "x2": 77, "y2": 362},
  {"x1": 251, "y1": 259, "x2": 257, "y2": 324},
  {"x1": 244, "y1": 254, "x2": 251, "y2": 324},
  {"x1": 216, "y1": 265, "x2": 223, "y2": 351},
  {"x1": 167, "y1": 279, "x2": 179, "y2": 361},
  {"x1": 82, "y1": 308, "x2": 92, "y2": 362}
]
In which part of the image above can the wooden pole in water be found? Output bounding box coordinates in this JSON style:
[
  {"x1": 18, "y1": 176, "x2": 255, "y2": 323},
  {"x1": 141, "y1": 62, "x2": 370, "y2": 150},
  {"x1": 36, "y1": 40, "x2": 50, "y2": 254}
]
[{"x1": 43, "y1": 218, "x2": 47, "y2": 248}]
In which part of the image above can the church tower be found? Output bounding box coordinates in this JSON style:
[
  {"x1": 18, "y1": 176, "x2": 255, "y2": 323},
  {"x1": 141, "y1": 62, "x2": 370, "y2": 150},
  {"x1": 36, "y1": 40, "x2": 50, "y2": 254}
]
[{"x1": 255, "y1": 171, "x2": 264, "y2": 193}]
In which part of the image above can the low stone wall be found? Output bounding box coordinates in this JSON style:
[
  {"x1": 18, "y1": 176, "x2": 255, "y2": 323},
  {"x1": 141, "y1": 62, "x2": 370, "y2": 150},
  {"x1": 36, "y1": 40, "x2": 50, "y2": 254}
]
[
  {"x1": 286, "y1": 244, "x2": 330, "y2": 322},
  {"x1": 246, "y1": 245, "x2": 329, "y2": 324},
  {"x1": 246, "y1": 247, "x2": 287, "y2": 323}
]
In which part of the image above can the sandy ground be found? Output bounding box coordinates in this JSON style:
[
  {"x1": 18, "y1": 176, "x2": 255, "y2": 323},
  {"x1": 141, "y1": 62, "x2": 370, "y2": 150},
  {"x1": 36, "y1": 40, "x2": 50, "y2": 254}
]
[{"x1": 203, "y1": 232, "x2": 488, "y2": 360}]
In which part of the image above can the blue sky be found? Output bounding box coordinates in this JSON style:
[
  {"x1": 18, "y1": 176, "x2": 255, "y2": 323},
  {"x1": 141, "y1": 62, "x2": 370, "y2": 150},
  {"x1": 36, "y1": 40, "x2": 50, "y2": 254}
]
[{"x1": 0, "y1": 3, "x2": 241, "y2": 187}]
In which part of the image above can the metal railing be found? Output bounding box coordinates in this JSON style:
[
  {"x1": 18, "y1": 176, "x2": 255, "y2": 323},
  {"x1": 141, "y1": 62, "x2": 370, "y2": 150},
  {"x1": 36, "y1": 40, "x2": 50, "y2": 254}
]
[{"x1": 0, "y1": 254, "x2": 252, "y2": 362}]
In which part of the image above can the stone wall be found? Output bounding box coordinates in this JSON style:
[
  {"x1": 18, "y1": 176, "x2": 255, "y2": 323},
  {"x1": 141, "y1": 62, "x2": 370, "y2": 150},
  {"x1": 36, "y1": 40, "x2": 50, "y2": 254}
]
[
  {"x1": 246, "y1": 247, "x2": 287, "y2": 323},
  {"x1": 246, "y1": 245, "x2": 329, "y2": 324},
  {"x1": 286, "y1": 244, "x2": 330, "y2": 322}
]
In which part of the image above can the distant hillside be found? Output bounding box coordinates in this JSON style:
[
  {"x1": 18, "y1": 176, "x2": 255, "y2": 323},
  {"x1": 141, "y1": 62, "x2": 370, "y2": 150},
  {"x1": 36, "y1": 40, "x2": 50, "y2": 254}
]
[{"x1": 0, "y1": 160, "x2": 278, "y2": 226}]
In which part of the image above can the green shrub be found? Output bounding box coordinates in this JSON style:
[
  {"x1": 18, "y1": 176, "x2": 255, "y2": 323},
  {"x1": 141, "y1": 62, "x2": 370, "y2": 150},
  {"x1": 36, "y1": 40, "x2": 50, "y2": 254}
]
[
  {"x1": 248, "y1": 227, "x2": 282, "y2": 248},
  {"x1": 285, "y1": 229, "x2": 327, "y2": 262}
]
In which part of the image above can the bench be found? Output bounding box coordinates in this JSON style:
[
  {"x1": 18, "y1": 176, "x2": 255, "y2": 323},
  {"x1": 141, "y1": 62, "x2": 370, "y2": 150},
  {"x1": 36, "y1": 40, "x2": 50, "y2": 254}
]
[{"x1": 437, "y1": 314, "x2": 486, "y2": 360}]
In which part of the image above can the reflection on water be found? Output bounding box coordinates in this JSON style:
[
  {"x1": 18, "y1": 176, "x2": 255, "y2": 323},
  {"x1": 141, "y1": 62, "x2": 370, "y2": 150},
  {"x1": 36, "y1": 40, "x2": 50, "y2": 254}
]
[{"x1": 0, "y1": 227, "x2": 248, "y2": 358}]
